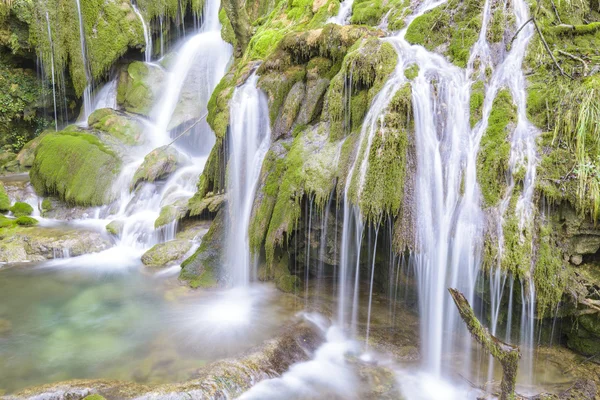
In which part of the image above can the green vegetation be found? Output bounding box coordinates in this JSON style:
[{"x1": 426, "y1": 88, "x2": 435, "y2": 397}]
[
  {"x1": 15, "y1": 215, "x2": 38, "y2": 226},
  {"x1": 30, "y1": 130, "x2": 120, "y2": 206},
  {"x1": 470, "y1": 80, "x2": 484, "y2": 128},
  {"x1": 477, "y1": 89, "x2": 516, "y2": 208},
  {"x1": 533, "y1": 224, "x2": 566, "y2": 317},
  {"x1": 404, "y1": 0, "x2": 483, "y2": 68},
  {"x1": 0, "y1": 182, "x2": 10, "y2": 211},
  {"x1": 10, "y1": 201, "x2": 32, "y2": 216}
]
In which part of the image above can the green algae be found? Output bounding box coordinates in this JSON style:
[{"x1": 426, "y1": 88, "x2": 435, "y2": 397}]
[{"x1": 10, "y1": 201, "x2": 33, "y2": 217}]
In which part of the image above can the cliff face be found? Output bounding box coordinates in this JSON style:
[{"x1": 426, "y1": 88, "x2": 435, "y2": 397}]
[{"x1": 1, "y1": 0, "x2": 599, "y2": 358}]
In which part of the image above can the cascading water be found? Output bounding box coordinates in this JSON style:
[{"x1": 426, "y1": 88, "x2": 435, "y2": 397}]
[
  {"x1": 328, "y1": 0, "x2": 354, "y2": 25},
  {"x1": 74, "y1": 0, "x2": 92, "y2": 124},
  {"x1": 132, "y1": 2, "x2": 153, "y2": 63},
  {"x1": 44, "y1": 11, "x2": 58, "y2": 131},
  {"x1": 225, "y1": 73, "x2": 271, "y2": 286}
]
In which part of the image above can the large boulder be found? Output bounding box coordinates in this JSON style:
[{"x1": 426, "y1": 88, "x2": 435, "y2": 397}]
[
  {"x1": 0, "y1": 227, "x2": 112, "y2": 263},
  {"x1": 132, "y1": 145, "x2": 186, "y2": 189},
  {"x1": 117, "y1": 62, "x2": 165, "y2": 116},
  {"x1": 29, "y1": 130, "x2": 121, "y2": 206}
]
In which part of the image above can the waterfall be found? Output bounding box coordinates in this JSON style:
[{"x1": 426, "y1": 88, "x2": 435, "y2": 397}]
[
  {"x1": 226, "y1": 73, "x2": 271, "y2": 287},
  {"x1": 328, "y1": 0, "x2": 354, "y2": 25},
  {"x1": 58, "y1": 0, "x2": 232, "y2": 259},
  {"x1": 44, "y1": 12, "x2": 58, "y2": 131},
  {"x1": 333, "y1": 0, "x2": 539, "y2": 387},
  {"x1": 132, "y1": 3, "x2": 153, "y2": 63},
  {"x1": 74, "y1": 0, "x2": 92, "y2": 124}
]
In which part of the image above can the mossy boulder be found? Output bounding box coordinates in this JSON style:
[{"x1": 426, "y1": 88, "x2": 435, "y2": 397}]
[
  {"x1": 15, "y1": 216, "x2": 38, "y2": 226},
  {"x1": 141, "y1": 240, "x2": 192, "y2": 268},
  {"x1": 179, "y1": 209, "x2": 225, "y2": 288},
  {"x1": 106, "y1": 220, "x2": 124, "y2": 236},
  {"x1": 10, "y1": 201, "x2": 33, "y2": 217},
  {"x1": 16, "y1": 132, "x2": 49, "y2": 168},
  {"x1": 29, "y1": 131, "x2": 121, "y2": 206},
  {"x1": 155, "y1": 200, "x2": 188, "y2": 228},
  {"x1": 117, "y1": 62, "x2": 165, "y2": 116},
  {"x1": 88, "y1": 108, "x2": 144, "y2": 146},
  {"x1": 0, "y1": 181, "x2": 10, "y2": 211},
  {"x1": 187, "y1": 193, "x2": 226, "y2": 217},
  {"x1": 132, "y1": 145, "x2": 186, "y2": 189}
]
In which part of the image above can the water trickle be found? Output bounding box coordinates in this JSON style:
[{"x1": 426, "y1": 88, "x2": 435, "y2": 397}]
[
  {"x1": 226, "y1": 72, "x2": 271, "y2": 287},
  {"x1": 44, "y1": 12, "x2": 58, "y2": 131},
  {"x1": 74, "y1": 0, "x2": 92, "y2": 124},
  {"x1": 132, "y1": 2, "x2": 153, "y2": 63},
  {"x1": 328, "y1": 0, "x2": 355, "y2": 25}
]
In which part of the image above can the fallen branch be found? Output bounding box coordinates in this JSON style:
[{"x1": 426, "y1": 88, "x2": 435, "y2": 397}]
[
  {"x1": 510, "y1": 17, "x2": 534, "y2": 47},
  {"x1": 532, "y1": 18, "x2": 572, "y2": 79},
  {"x1": 449, "y1": 288, "x2": 521, "y2": 400},
  {"x1": 557, "y1": 50, "x2": 589, "y2": 75},
  {"x1": 549, "y1": 0, "x2": 562, "y2": 24},
  {"x1": 563, "y1": 353, "x2": 599, "y2": 374}
]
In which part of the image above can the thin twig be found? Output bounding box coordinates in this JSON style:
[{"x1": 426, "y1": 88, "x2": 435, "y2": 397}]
[
  {"x1": 510, "y1": 17, "x2": 534, "y2": 47},
  {"x1": 532, "y1": 18, "x2": 573, "y2": 79},
  {"x1": 563, "y1": 353, "x2": 599, "y2": 374},
  {"x1": 549, "y1": 0, "x2": 562, "y2": 23},
  {"x1": 557, "y1": 49, "x2": 589, "y2": 75},
  {"x1": 166, "y1": 112, "x2": 208, "y2": 147}
]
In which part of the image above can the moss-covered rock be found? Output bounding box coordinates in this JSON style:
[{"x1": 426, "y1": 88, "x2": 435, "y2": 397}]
[
  {"x1": 187, "y1": 193, "x2": 226, "y2": 217},
  {"x1": 0, "y1": 181, "x2": 10, "y2": 211},
  {"x1": 132, "y1": 145, "x2": 186, "y2": 189},
  {"x1": 9, "y1": 201, "x2": 32, "y2": 216},
  {"x1": 106, "y1": 220, "x2": 124, "y2": 236},
  {"x1": 179, "y1": 209, "x2": 225, "y2": 288},
  {"x1": 117, "y1": 62, "x2": 165, "y2": 117},
  {"x1": 88, "y1": 108, "x2": 144, "y2": 146},
  {"x1": 141, "y1": 240, "x2": 192, "y2": 268},
  {"x1": 155, "y1": 200, "x2": 188, "y2": 228},
  {"x1": 477, "y1": 89, "x2": 516, "y2": 208},
  {"x1": 29, "y1": 130, "x2": 121, "y2": 206},
  {"x1": 15, "y1": 215, "x2": 38, "y2": 226},
  {"x1": 404, "y1": 0, "x2": 483, "y2": 68}
]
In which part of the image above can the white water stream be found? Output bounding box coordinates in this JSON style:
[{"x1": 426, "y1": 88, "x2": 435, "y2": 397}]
[
  {"x1": 226, "y1": 73, "x2": 271, "y2": 286},
  {"x1": 44, "y1": 11, "x2": 58, "y2": 131},
  {"x1": 328, "y1": 0, "x2": 355, "y2": 25},
  {"x1": 74, "y1": 0, "x2": 92, "y2": 124},
  {"x1": 132, "y1": 2, "x2": 153, "y2": 63}
]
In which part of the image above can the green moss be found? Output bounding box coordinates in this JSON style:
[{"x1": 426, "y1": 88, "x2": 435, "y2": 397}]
[
  {"x1": 0, "y1": 182, "x2": 10, "y2": 212},
  {"x1": 470, "y1": 80, "x2": 485, "y2": 128},
  {"x1": 500, "y1": 192, "x2": 533, "y2": 278},
  {"x1": 405, "y1": 0, "x2": 483, "y2": 68},
  {"x1": 10, "y1": 201, "x2": 33, "y2": 216},
  {"x1": 88, "y1": 109, "x2": 142, "y2": 145},
  {"x1": 0, "y1": 215, "x2": 14, "y2": 228},
  {"x1": 41, "y1": 198, "x2": 52, "y2": 212},
  {"x1": 116, "y1": 62, "x2": 161, "y2": 117},
  {"x1": 487, "y1": 6, "x2": 506, "y2": 43},
  {"x1": 351, "y1": 83, "x2": 412, "y2": 220},
  {"x1": 477, "y1": 89, "x2": 516, "y2": 208},
  {"x1": 246, "y1": 29, "x2": 286, "y2": 60},
  {"x1": 403, "y1": 64, "x2": 419, "y2": 80},
  {"x1": 15, "y1": 215, "x2": 38, "y2": 226},
  {"x1": 533, "y1": 224, "x2": 566, "y2": 317},
  {"x1": 207, "y1": 73, "x2": 236, "y2": 139},
  {"x1": 82, "y1": 394, "x2": 106, "y2": 400},
  {"x1": 219, "y1": 8, "x2": 237, "y2": 47},
  {"x1": 351, "y1": 0, "x2": 409, "y2": 27},
  {"x1": 29, "y1": 130, "x2": 121, "y2": 206}
]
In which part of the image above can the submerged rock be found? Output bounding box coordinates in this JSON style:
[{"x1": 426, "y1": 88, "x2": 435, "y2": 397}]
[
  {"x1": 0, "y1": 318, "x2": 324, "y2": 399},
  {"x1": 132, "y1": 146, "x2": 186, "y2": 189},
  {"x1": 141, "y1": 240, "x2": 192, "y2": 268},
  {"x1": 0, "y1": 227, "x2": 111, "y2": 263}
]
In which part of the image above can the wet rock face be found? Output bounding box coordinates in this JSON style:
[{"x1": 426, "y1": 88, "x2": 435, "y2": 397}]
[
  {"x1": 0, "y1": 227, "x2": 112, "y2": 263},
  {"x1": 117, "y1": 62, "x2": 165, "y2": 117}
]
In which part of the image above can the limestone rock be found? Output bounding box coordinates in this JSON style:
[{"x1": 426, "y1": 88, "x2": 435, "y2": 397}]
[{"x1": 117, "y1": 62, "x2": 165, "y2": 117}]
